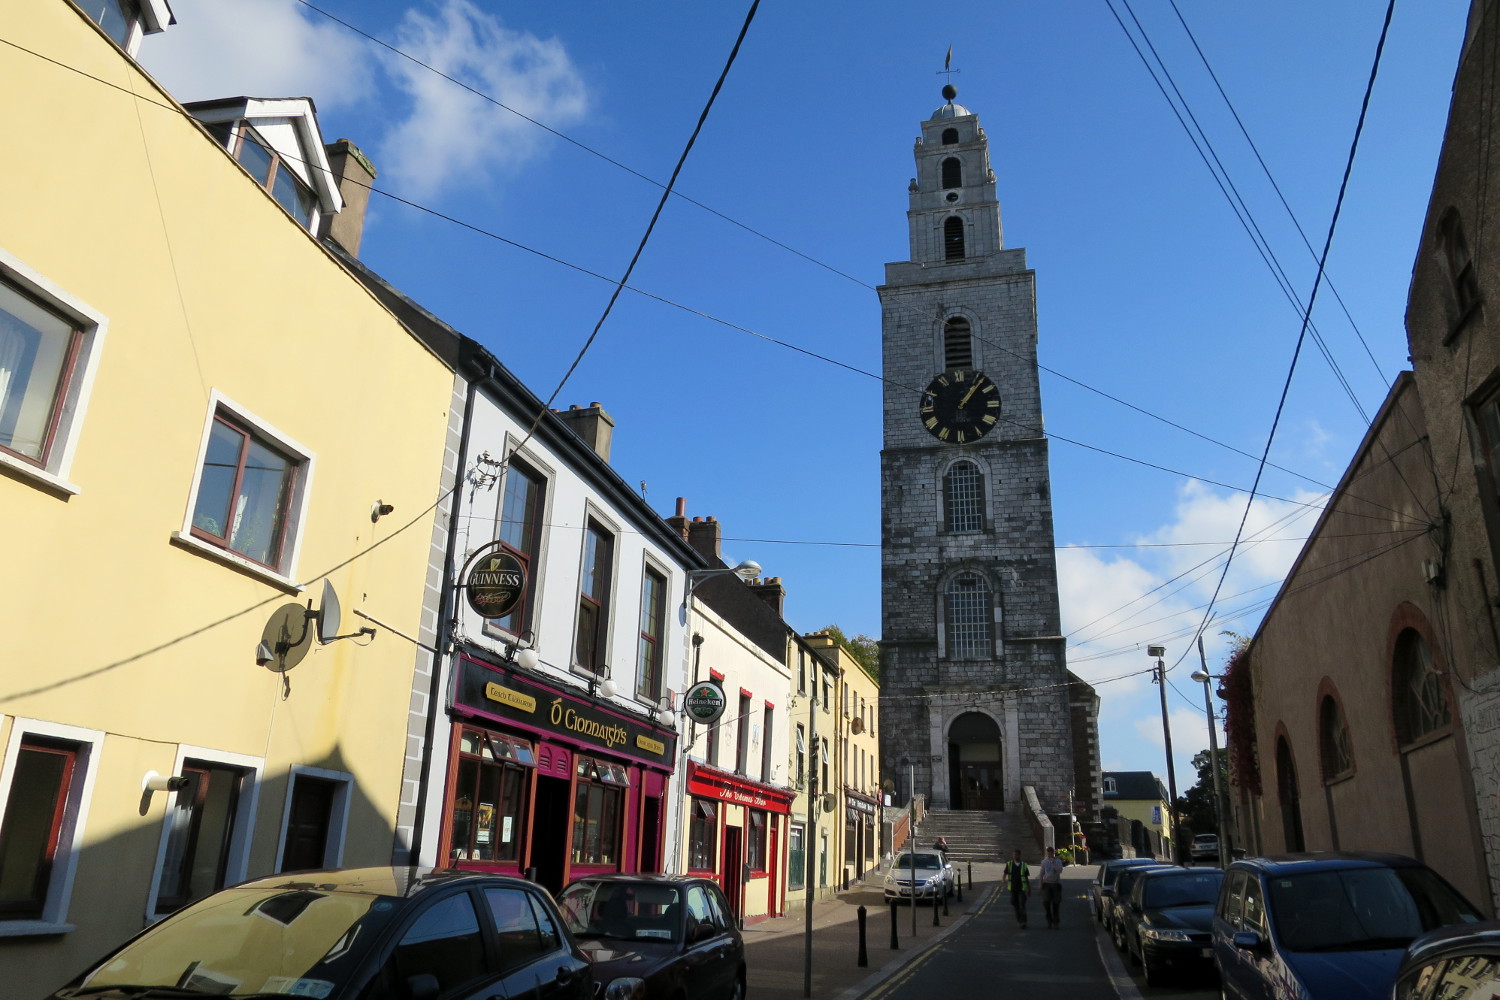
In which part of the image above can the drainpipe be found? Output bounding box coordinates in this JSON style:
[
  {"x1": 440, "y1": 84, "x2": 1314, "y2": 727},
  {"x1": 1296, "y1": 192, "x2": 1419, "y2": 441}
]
[{"x1": 408, "y1": 369, "x2": 480, "y2": 865}]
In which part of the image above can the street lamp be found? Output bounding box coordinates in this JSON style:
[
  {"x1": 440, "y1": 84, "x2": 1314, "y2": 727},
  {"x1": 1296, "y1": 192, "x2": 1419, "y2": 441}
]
[
  {"x1": 1191, "y1": 636, "x2": 1230, "y2": 862},
  {"x1": 1148, "y1": 645, "x2": 1180, "y2": 862},
  {"x1": 680, "y1": 559, "x2": 762, "y2": 624}
]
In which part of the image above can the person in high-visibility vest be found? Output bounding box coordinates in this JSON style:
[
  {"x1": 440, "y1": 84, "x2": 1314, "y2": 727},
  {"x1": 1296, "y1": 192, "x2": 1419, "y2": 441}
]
[{"x1": 1002, "y1": 848, "x2": 1030, "y2": 928}]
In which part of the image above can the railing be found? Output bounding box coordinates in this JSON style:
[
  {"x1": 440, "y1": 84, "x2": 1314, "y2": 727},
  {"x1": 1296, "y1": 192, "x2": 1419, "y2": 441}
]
[{"x1": 1022, "y1": 786, "x2": 1054, "y2": 851}]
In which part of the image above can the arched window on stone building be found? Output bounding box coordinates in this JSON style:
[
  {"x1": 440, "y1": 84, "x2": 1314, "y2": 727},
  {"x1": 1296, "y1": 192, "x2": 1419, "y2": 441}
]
[
  {"x1": 941, "y1": 127, "x2": 959, "y2": 145},
  {"x1": 1392, "y1": 628, "x2": 1450, "y2": 746},
  {"x1": 941, "y1": 157, "x2": 962, "y2": 189},
  {"x1": 944, "y1": 572, "x2": 993, "y2": 659},
  {"x1": 943, "y1": 460, "x2": 985, "y2": 533},
  {"x1": 1318, "y1": 694, "x2": 1352, "y2": 782},
  {"x1": 944, "y1": 216, "x2": 965, "y2": 260}
]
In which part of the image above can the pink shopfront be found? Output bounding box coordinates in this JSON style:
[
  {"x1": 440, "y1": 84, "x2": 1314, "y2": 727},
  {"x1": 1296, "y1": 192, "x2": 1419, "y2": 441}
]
[{"x1": 440, "y1": 653, "x2": 679, "y2": 893}]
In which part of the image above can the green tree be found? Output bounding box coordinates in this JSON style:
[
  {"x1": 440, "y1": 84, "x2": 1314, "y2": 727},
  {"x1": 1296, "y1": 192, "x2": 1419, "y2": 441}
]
[
  {"x1": 1175, "y1": 748, "x2": 1227, "y2": 836},
  {"x1": 822, "y1": 624, "x2": 880, "y2": 680}
]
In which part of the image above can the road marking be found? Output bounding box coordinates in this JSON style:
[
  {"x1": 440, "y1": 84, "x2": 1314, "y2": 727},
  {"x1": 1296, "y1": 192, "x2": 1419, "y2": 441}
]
[{"x1": 1095, "y1": 920, "x2": 1145, "y2": 1000}]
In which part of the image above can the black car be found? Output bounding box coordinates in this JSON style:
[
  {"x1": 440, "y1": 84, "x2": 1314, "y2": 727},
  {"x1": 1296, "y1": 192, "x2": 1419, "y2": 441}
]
[
  {"x1": 47, "y1": 867, "x2": 592, "y2": 1000},
  {"x1": 557, "y1": 874, "x2": 745, "y2": 1000},
  {"x1": 1391, "y1": 919, "x2": 1500, "y2": 1000},
  {"x1": 1090, "y1": 858, "x2": 1161, "y2": 926},
  {"x1": 1108, "y1": 863, "x2": 1178, "y2": 947},
  {"x1": 1119, "y1": 866, "x2": 1225, "y2": 986}
]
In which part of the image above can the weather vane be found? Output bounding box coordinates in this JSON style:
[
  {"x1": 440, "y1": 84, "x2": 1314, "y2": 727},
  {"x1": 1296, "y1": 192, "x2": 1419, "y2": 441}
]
[{"x1": 937, "y1": 45, "x2": 959, "y2": 86}]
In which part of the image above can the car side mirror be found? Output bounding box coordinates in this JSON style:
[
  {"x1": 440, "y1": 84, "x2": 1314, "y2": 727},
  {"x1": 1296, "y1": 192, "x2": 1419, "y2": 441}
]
[
  {"x1": 406, "y1": 973, "x2": 441, "y2": 1000},
  {"x1": 1232, "y1": 930, "x2": 1263, "y2": 951},
  {"x1": 690, "y1": 920, "x2": 717, "y2": 942}
]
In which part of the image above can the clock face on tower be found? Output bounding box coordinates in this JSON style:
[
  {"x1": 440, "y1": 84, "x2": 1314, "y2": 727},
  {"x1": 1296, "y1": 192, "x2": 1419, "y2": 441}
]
[{"x1": 919, "y1": 369, "x2": 1000, "y2": 442}]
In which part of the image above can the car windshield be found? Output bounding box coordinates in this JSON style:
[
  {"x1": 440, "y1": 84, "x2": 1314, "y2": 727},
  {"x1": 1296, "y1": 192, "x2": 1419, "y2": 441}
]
[
  {"x1": 71, "y1": 886, "x2": 399, "y2": 996},
  {"x1": 893, "y1": 854, "x2": 944, "y2": 871},
  {"x1": 557, "y1": 882, "x2": 683, "y2": 943},
  {"x1": 1143, "y1": 871, "x2": 1223, "y2": 909},
  {"x1": 1104, "y1": 862, "x2": 1152, "y2": 887},
  {"x1": 1267, "y1": 866, "x2": 1482, "y2": 953}
]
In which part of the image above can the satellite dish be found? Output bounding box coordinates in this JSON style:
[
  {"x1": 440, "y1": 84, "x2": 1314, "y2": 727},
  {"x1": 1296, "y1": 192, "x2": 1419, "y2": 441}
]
[
  {"x1": 849, "y1": 717, "x2": 865, "y2": 735},
  {"x1": 821, "y1": 794, "x2": 837, "y2": 814},
  {"x1": 258, "y1": 603, "x2": 314, "y2": 673},
  {"x1": 317, "y1": 579, "x2": 342, "y2": 644}
]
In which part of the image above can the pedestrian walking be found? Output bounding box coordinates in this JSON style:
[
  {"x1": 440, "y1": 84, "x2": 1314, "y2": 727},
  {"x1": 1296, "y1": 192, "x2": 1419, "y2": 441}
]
[
  {"x1": 1002, "y1": 848, "x2": 1030, "y2": 928},
  {"x1": 1039, "y1": 845, "x2": 1064, "y2": 928}
]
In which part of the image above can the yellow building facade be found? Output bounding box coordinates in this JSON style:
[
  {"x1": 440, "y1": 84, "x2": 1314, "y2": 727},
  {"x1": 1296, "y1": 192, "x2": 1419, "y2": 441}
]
[{"x1": 0, "y1": 3, "x2": 455, "y2": 991}]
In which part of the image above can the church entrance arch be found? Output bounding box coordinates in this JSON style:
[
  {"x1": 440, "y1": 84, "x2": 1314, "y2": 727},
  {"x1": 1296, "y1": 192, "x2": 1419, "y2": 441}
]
[{"x1": 947, "y1": 711, "x2": 1004, "y2": 810}]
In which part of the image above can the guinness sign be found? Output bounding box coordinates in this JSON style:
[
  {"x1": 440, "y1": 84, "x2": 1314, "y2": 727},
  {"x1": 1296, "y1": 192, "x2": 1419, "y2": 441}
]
[{"x1": 462, "y1": 543, "x2": 527, "y2": 619}]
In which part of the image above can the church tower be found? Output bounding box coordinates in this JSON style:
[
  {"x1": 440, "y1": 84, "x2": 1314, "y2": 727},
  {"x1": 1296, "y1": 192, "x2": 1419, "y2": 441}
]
[{"x1": 878, "y1": 85, "x2": 1076, "y2": 818}]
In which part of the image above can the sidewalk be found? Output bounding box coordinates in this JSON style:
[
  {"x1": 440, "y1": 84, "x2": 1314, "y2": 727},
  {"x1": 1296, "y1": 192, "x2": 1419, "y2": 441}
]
[{"x1": 742, "y1": 860, "x2": 1009, "y2": 1000}]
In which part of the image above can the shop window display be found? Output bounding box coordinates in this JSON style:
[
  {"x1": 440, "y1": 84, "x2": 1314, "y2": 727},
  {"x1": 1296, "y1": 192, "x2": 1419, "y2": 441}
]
[
  {"x1": 450, "y1": 728, "x2": 533, "y2": 863},
  {"x1": 572, "y1": 756, "x2": 626, "y2": 866}
]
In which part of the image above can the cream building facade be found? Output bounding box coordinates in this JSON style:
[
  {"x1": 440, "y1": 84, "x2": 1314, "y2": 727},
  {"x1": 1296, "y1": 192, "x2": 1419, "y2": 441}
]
[{"x1": 0, "y1": 3, "x2": 454, "y2": 990}]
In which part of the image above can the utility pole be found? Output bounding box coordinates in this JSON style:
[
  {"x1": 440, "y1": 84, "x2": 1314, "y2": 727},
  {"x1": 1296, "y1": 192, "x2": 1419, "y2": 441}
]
[
  {"x1": 1195, "y1": 635, "x2": 1231, "y2": 861},
  {"x1": 1148, "y1": 645, "x2": 1179, "y2": 861},
  {"x1": 803, "y1": 666, "x2": 818, "y2": 1000}
]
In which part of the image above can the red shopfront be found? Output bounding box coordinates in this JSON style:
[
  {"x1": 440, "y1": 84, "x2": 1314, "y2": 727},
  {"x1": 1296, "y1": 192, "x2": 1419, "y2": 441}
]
[
  {"x1": 685, "y1": 761, "x2": 794, "y2": 922},
  {"x1": 442, "y1": 653, "x2": 678, "y2": 894}
]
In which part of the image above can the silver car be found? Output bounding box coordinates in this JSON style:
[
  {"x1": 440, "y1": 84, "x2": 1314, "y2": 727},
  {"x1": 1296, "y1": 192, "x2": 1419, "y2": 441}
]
[{"x1": 883, "y1": 851, "x2": 954, "y2": 903}]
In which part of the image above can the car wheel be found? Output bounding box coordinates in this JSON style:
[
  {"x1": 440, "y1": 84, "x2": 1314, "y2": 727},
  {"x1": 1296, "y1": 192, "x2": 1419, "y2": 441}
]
[{"x1": 729, "y1": 971, "x2": 746, "y2": 1000}]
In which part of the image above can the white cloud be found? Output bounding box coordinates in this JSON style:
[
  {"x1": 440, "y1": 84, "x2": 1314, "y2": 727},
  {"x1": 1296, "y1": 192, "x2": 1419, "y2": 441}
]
[
  {"x1": 138, "y1": 0, "x2": 589, "y2": 201},
  {"x1": 377, "y1": 0, "x2": 589, "y2": 199},
  {"x1": 139, "y1": 0, "x2": 375, "y2": 107}
]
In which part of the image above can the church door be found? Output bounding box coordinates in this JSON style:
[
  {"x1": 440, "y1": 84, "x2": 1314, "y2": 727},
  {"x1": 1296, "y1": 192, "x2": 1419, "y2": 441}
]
[{"x1": 947, "y1": 712, "x2": 1004, "y2": 810}]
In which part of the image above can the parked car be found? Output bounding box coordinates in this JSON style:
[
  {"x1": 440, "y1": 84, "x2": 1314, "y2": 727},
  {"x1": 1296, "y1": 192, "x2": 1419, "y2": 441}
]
[
  {"x1": 1108, "y1": 863, "x2": 1178, "y2": 947},
  {"x1": 1191, "y1": 833, "x2": 1221, "y2": 863},
  {"x1": 1391, "y1": 920, "x2": 1500, "y2": 1000},
  {"x1": 1212, "y1": 852, "x2": 1483, "y2": 1000},
  {"x1": 1119, "y1": 866, "x2": 1225, "y2": 986},
  {"x1": 1090, "y1": 858, "x2": 1162, "y2": 925},
  {"x1": 46, "y1": 867, "x2": 592, "y2": 1000},
  {"x1": 556, "y1": 874, "x2": 745, "y2": 1000},
  {"x1": 883, "y1": 851, "x2": 955, "y2": 903}
]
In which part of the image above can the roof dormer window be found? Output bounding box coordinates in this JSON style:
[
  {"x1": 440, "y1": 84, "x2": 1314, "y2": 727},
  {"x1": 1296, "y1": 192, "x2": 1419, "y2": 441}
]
[
  {"x1": 76, "y1": 0, "x2": 173, "y2": 56},
  {"x1": 233, "y1": 124, "x2": 318, "y2": 229},
  {"x1": 186, "y1": 98, "x2": 343, "y2": 236}
]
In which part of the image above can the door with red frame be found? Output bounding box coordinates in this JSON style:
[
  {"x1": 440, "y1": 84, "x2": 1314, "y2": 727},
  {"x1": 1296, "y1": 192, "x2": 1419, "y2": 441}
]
[{"x1": 722, "y1": 825, "x2": 744, "y2": 921}]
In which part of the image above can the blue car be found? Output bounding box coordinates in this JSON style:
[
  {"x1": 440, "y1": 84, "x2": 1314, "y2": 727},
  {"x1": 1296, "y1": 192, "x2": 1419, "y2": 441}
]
[{"x1": 1212, "y1": 852, "x2": 1482, "y2": 1000}]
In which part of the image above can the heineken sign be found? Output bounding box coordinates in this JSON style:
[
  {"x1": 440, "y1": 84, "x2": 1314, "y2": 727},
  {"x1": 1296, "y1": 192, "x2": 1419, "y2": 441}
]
[
  {"x1": 684, "y1": 680, "x2": 727, "y2": 725},
  {"x1": 462, "y1": 543, "x2": 527, "y2": 619}
]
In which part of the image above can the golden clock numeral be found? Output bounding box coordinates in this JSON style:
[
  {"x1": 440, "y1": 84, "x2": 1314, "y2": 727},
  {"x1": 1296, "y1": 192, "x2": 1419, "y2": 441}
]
[
  {"x1": 938, "y1": 428, "x2": 951, "y2": 441},
  {"x1": 956, "y1": 430, "x2": 967, "y2": 443},
  {"x1": 987, "y1": 399, "x2": 1000, "y2": 408},
  {"x1": 920, "y1": 404, "x2": 935, "y2": 414},
  {"x1": 982, "y1": 415, "x2": 998, "y2": 425},
  {"x1": 983, "y1": 384, "x2": 997, "y2": 394},
  {"x1": 954, "y1": 370, "x2": 965, "y2": 382},
  {"x1": 937, "y1": 376, "x2": 949, "y2": 387},
  {"x1": 925, "y1": 417, "x2": 939, "y2": 429}
]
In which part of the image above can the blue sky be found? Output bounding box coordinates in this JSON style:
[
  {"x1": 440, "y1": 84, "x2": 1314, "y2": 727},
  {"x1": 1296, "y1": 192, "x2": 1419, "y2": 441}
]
[{"x1": 142, "y1": 0, "x2": 1470, "y2": 790}]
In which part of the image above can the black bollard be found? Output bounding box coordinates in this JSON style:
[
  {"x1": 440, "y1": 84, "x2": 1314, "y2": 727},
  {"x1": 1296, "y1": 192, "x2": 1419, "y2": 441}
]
[
  {"x1": 956, "y1": 875, "x2": 963, "y2": 903},
  {"x1": 967, "y1": 861, "x2": 973, "y2": 889},
  {"x1": 943, "y1": 889, "x2": 950, "y2": 916},
  {"x1": 857, "y1": 906, "x2": 868, "y2": 967},
  {"x1": 889, "y1": 900, "x2": 899, "y2": 949},
  {"x1": 932, "y1": 893, "x2": 940, "y2": 926}
]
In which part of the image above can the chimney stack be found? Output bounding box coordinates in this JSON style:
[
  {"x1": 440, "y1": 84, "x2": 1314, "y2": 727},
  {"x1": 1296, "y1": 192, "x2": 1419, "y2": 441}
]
[
  {"x1": 666, "y1": 497, "x2": 690, "y2": 542},
  {"x1": 687, "y1": 515, "x2": 722, "y2": 562},
  {"x1": 749, "y1": 576, "x2": 785, "y2": 617},
  {"x1": 552, "y1": 402, "x2": 615, "y2": 461},
  {"x1": 318, "y1": 138, "x2": 376, "y2": 257}
]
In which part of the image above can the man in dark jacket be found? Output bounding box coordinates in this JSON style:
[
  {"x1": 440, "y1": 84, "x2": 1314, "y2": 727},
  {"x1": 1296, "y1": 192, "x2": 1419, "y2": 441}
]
[{"x1": 1002, "y1": 848, "x2": 1030, "y2": 928}]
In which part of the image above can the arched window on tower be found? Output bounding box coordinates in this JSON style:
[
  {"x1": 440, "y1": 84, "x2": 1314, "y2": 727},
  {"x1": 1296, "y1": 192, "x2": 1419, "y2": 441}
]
[
  {"x1": 941, "y1": 157, "x2": 962, "y2": 189},
  {"x1": 944, "y1": 216, "x2": 965, "y2": 260},
  {"x1": 943, "y1": 460, "x2": 985, "y2": 533},
  {"x1": 945, "y1": 573, "x2": 993, "y2": 659},
  {"x1": 1318, "y1": 694, "x2": 1352, "y2": 782},
  {"x1": 1392, "y1": 628, "x2": 1450, "y2": 745},
  {"x1": 943, "y1": 317, "x2": 973, "y2": 369},
  {"x1": 941, "y1": 128, "x2": 959, "y2": 145}
]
